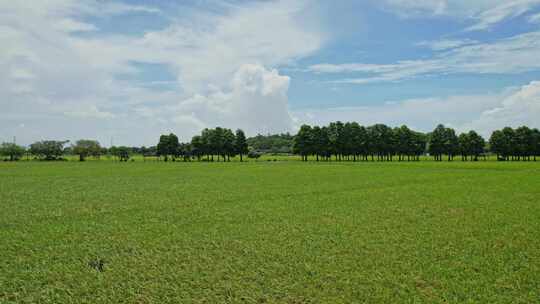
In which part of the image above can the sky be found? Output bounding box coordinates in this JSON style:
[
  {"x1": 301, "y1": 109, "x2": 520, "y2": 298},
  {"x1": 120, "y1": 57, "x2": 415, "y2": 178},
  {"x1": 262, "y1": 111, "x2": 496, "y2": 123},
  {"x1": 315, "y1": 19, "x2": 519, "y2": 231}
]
[{"x1": 2, "y1": 0, "x2": 540, "y2": 146}]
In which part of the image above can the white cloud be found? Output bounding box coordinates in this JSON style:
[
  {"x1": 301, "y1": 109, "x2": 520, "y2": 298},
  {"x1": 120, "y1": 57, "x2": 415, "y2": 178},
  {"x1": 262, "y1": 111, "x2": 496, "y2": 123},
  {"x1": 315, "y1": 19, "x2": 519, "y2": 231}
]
[
  {"x1": 463, "y1": 81, "x2": 540, "y2": 133},
  {"x1": 63, "y1": 105, "x2": 116, "y2": 120},
  {"x1": 416, "y1": 39, "x2": 477, "y2": 51},
  {"x1": 168, "y1": 64, "x2": 294, "y2": 135},
  {"x1": 309, "y1": 31, "x2": 540, "y2": 84},
  {"x1": 0, "y1": 0, "x2": 323, "y2": 145},
  {"x1": 294, "y1": 81, "x2": 540, "y2": 137},
  {"x1": 378, "y1": 0, "x2": 448, "y2": 17},
  {"x1": 466, "y1": 0, "x2": 540, "y2": 31},
  {"x1": 379, "y1": 0, "x2": 540, "y2": 30},
  {"x1": 53, "y1": 18, "x2": 98, "y2": 32}
]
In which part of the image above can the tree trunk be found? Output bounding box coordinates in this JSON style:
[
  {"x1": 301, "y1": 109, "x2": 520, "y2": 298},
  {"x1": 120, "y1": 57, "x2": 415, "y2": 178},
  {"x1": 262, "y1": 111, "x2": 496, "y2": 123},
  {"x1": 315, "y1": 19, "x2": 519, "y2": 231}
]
[{"x1": 240, "y1": 154, "x2": 243, "y2": 162}]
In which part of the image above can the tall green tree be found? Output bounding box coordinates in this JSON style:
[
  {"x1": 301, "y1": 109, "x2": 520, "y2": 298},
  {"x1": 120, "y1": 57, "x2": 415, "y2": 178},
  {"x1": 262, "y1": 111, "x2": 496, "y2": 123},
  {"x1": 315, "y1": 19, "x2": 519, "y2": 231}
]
[
  {"x1": 395, "y1": 125, "x2": 414, "y2": 161},
  {"x1": 223, "y1": 128, "x2": 236, "y2": 161},
  {"x1": 428, "y1": 125, "x2": 447, "y2": 161},
  {"x1": 235, "y1": 129, "x2": 248, "y2": 162},
  {"x1": 515, "y1": 126, "x2": 534, "y2": 161},
  {"x1": 191, "y1": 135, "x2": 204, "y2": 161},
  {"x1": 468, "y1": 131, "x2": 485, "y2": 161},
  {"x1": 157, "y1": 133, "x2": 180, "y2": 161},
  {"x1": 293, "y1": 125, "x2": 313, "y2": 161}
]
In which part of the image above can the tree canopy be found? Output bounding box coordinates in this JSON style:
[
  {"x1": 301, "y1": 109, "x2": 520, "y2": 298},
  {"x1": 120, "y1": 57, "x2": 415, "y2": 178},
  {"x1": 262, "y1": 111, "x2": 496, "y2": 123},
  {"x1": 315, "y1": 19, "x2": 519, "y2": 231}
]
[
  {"x1": 0, "y1": 143, "x2": 26, "y2": 161},
  {"x1": 29, "y1": 140, "x2": 68, "y2": 160},
  {"x1": 72, "y1": 140, "x2": 101, "y2": 161}
]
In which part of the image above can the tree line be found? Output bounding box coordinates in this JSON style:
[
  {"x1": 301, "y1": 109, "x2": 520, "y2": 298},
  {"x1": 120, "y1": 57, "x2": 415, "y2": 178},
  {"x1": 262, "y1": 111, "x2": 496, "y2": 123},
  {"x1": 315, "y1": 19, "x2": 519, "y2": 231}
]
[
  {"x1": 157, "y1": 128, "x2": 250, "y2": 161},
  {"x1": 1, "y1": 124, "x2": 539, "y2": 162},
  {"x1": 292, "y1": 123, "x2": 540, "y2": 162},
  {"x1": 0, "y1": 140, "x2": 133, "y2": 162}
]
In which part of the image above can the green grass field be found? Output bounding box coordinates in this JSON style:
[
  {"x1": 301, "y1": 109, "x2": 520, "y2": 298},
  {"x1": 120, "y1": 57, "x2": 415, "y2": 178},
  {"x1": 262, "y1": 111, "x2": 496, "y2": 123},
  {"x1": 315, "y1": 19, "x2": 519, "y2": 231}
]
[{"x1": 1, "y1": 161, "x2": 539, "y2": 303}]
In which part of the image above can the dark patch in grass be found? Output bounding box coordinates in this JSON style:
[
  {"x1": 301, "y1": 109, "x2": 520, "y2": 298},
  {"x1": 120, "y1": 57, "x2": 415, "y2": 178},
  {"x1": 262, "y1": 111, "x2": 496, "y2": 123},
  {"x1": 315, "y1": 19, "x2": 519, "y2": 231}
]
[{"x1": 88, "y1": 258, "x2": 106, "y2": 272}]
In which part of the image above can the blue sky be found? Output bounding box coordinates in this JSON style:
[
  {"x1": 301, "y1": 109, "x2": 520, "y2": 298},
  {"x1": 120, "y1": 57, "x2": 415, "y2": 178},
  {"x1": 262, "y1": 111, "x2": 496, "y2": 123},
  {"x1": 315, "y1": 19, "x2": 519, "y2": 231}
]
[{"x1": 2, "y1": 0, "x2": 540, "y2": 145}]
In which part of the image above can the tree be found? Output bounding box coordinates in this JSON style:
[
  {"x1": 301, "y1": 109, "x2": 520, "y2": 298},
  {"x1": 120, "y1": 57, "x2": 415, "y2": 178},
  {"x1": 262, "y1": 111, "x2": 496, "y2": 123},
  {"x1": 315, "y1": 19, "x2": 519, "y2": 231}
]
[
  {"x1": 310, "y1": 126, "x2": 323, "y2": 161},
  {"x1": 352, "y1": 124, "x2": 368, "y2": 161},
  {"x1": 411, "y1": 131, "x2": 427, "y2": 161},
  {"x1": 489, "y1": 130, "x2": 505, "y2": 160},
  {"x1": 223, "y1": 128, "x2": 236, "y2": 161},
  {"x1": 178, "y1": 143, "x2": 192, "y2": 161},
  {"x1": 532, "y1": 128, "x2": 540, "y2": 161},
  {"x1": 443, "y1": 127, "x2": 459, "y2": 161},
  {"x1": 458, "y1": 133, "x2": 471, "y2": 161},
  {"x1": 369, "y1": 124, "x2": 393, "y2": 161},
  {"x1": 468, "y1": 131, "x2": 485, "y2": 161},
  {"x1": 502, "y1": 127, "x2": 517, "y2": 160},
  {"x1": 191, "y1": 135, "x2": 204, "y2": 161},
  {"x1": 429, "y1": 125, "x2": 444, "y2": 161},
  {"x1": 395, "y1": 125, "x2": 414, "y2": 161},
  {"x1": 0, "y1": 143, "x2": 26, "y2": 161},
  {"x1": 515, "y1": 126, "x2": 534, "y2": 161},
  {"x1": 235, "y1": 129, "x2": 248, "y2": 162},
  {"x1": 293, "y1": 125, "x2": 313, "y2": 161},
  {"x1": 30, "y1": 140, "x2": 68, "y2": 160},
  {"x1": 72, "y1": 140, "x2": 101, "y2": 161},
  {"x1": 157, "y1": 133, "x2": 179, "y2": 161}
]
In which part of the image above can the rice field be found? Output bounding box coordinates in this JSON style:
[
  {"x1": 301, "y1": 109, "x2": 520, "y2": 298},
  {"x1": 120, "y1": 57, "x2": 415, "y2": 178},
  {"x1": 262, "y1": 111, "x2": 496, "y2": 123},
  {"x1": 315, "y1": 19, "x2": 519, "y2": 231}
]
[{"x1": 1, "y1": 161, "x2": 539, "y2": 303}]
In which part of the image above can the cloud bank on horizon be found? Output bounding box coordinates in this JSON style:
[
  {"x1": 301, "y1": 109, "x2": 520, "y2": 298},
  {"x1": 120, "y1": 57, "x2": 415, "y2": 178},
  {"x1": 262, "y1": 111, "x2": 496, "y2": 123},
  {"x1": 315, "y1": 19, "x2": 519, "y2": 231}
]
[{"x1": 1, "y1": 0, "x2": 540, "y2": 145}]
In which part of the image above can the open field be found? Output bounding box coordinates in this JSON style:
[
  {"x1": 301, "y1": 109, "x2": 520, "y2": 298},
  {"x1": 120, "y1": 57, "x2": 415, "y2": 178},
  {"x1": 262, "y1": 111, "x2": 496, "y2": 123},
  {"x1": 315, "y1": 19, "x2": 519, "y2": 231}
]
[{"x1": 1, "y1": 161, "x2": 539, "y2": 303}]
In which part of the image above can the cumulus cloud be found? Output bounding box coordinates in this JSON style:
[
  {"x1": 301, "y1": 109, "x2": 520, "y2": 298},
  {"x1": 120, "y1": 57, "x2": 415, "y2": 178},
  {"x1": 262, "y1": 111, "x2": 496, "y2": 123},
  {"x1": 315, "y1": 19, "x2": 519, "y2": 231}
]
[
  {"x1": 463, "y1": 81, "x2": 540, "y2": 133},
  {"x1": 0, "y1": 0, "x2": 323, "y2": 145},
  {"x1": 167, "y1": 64, "x2": 294, "y2": 135}
]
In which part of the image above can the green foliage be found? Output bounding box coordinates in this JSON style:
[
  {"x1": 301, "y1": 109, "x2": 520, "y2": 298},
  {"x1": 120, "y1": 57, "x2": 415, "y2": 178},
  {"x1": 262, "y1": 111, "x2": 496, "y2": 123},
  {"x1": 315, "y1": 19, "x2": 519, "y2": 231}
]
[
  {"x1": 156, "y1": 133, "x2": 180, "y2": 161},
  {"x1": 1, "y1": 161, "x2": 539, "y2": 302},
  {"x1": 292, "y1": 125, "x2": 313, "y2": 161},
  {"x1": 293, "y1": 122, "x2": 427, "y2": 162},
  {"x1": 109, "y1": 146, "x2": 130, "y2": 161},
  {"x1": 72, "y1": 139, "x2": 102, "y2": 161},
  {"x1": 29, "y1": 140, "x2": 68, "y2": 160},
  {"x1": 246, "y1": 133, "x2": 294, "y2": 154},
  {"x1": 190, "y1": 127, "x2": 239, "y2": 161},
  {"x1": 428, "y1": 124, "x2": 459, "y2": 161},
  {"x1": 235, "y1": 129, "x2": 248, "y2": 161},
  {"x1": 489, "y1": 126, "x2": 540, "y2": 161},
  {"x1": 0, "y1": 143, "x2": 26, "y2": 161}
]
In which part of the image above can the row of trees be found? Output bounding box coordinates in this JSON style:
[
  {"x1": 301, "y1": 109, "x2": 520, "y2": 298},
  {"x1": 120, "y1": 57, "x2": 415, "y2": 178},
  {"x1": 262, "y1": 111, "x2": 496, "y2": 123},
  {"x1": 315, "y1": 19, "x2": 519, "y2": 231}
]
[
  {"x1": 293, "y1": 123, "x2": 540, "y2": 162},
  {"x1": 490, "y1": 126, "x2": 540, "y2": 161},
  {"x1": 293, "y1": 123, "x2": 427, "y2": 162},
  {"x1": 157, "y1": 128, "x2": 250, "y2": 161},
  {"x1": 0, "y1": 140, "x2": 133, "y2": 161},
  {"x1": 2, "y1": 125, "x2": 539, "y2": 162}
]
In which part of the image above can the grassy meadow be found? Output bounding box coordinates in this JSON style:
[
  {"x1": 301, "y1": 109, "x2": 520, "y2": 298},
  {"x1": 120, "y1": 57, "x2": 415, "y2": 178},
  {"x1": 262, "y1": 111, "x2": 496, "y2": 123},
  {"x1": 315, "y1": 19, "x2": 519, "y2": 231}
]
[{"x1": 1, "y1": 161, "x2": 539, "y2": 303}]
